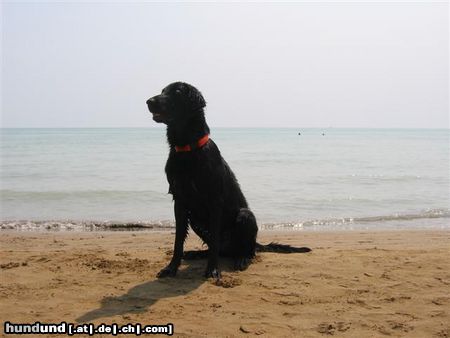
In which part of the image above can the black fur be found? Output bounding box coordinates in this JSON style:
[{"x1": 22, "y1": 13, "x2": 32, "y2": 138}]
[{"x1": 146, "y1": 82, "x2": 311, "y2": 281}]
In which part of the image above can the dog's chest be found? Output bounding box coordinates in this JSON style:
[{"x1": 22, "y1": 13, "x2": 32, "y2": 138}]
[
  {"x1": 167, "y1": 164, "x2": 210, "y2": 207},
  {"x1": 166, "y1": 154, "x2": 212, "y2": 199},
  {"x1": 172, "y1": 176, "x2": 203, "y2": 202}
]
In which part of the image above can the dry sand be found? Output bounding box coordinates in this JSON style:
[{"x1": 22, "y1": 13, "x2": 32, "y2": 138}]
[{"x1": 1, "y1": 229, "x2": 449, "y2": 337}]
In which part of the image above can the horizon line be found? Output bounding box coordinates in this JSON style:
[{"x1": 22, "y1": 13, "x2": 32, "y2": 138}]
[{"x1": 1, "y1": 126, "x2": 449, "y2": 130}]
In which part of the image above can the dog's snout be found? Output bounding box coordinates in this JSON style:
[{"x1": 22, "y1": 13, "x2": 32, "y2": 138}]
[{"x1": 147, "y1": 97, "x2": 159, "y2": 112}]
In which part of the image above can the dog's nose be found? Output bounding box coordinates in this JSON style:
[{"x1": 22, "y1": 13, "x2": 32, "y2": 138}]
[{"x1": 146, "y1": 98, "x2": 154, "y2": 105}]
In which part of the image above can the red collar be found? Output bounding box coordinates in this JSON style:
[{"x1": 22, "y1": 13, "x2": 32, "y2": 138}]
[{"x1": 175, "y1": 134, "x2": 210, "y2": 152}]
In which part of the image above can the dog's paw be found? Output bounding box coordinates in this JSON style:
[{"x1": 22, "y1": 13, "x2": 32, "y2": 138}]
[
  {"x1": 156, "y1": 266, "x2": 177, "y2": 278},
  {"x1": 234, "y1": 257, "x2": 252, "y2": 271},
  {"x1": 204, "y1": 267, "x2": 221, "y2": 281}
]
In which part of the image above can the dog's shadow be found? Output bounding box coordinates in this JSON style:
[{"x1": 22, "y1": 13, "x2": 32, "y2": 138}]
[{"x1": 76, "y1": 259, "x2": 233, "y2": 323}]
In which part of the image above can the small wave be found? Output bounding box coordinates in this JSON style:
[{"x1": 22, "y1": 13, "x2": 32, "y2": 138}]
[
  {"x1": 260, "y1": 209, "x2": 450, "y2": 230},
  {"x1": 1, "y1": 209, "x2": 448, "y2": 231},
  {"x1": 0, "y1": 220, "x2": 174, "y2": 231},
  {"x1": 0, "y1": 189, "x2": 165, "y2": 198}
]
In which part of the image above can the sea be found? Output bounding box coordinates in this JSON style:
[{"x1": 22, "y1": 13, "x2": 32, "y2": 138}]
[{"x1": 0, "y1": 128, "x2": 449, "y2": 231}]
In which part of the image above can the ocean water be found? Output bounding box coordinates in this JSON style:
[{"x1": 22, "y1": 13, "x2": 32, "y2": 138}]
[{"x1": 0, "y1": 128, "x2": 449, "y2": 231}]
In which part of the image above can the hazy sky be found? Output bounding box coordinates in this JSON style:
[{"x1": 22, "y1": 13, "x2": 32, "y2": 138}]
[{"x1": 1, "y1": 1, "x2": 448, "y2": 128}]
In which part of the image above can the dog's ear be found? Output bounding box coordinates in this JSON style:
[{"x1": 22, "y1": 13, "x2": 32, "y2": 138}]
[{"x1": 186, "y1": 85, "x2": 206, "y2": 110}]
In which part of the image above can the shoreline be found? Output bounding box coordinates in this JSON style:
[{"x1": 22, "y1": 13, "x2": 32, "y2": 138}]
[
  {"x1": 1, "y1": 214, "x2": 449, "y2": 232},
  {"x1": 1, "y1": 229, "x2": 449, "y2": 337},
  {"x1": 1, "y1": 226, "x2": 450, "y2": 233}
]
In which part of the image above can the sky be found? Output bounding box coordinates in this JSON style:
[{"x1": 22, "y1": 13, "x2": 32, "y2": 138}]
[{"x1": 1, "y1": 1, "x2": 448, "y2": 128}]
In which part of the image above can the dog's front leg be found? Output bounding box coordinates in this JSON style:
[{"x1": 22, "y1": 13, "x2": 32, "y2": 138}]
[
  {"x1": 204, "y1": 205, "x2": 222, "y2": 281},
  {"x1": 157, "y1": 200, "x2": 188, "y2": 278}
]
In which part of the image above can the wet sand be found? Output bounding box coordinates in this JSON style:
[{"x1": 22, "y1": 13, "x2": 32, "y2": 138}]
[{"x1": 1, "y1": 229, "x2": 449, "y2": 337}]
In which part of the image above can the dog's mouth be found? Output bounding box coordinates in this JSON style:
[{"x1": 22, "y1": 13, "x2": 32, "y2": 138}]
[
  {"x1": 151, "y1": 112, "x2": 165, "y2": 123},
  {"x1": 147, "y1": 98, "x2": 169, "y2": 124},
  {"x1": 147, "y1": 105, "x2": 166, "y2": 123}
]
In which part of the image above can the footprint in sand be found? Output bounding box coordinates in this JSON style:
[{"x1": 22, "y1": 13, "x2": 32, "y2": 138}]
[
  {"x1": 214, "y1": 276, "x2": 242, "y2": 288},
  {"x1": 1, "y1": 262, "x2": 19, "y2": 269},
  {"x1": 317, "y1": 322, "x2": 351, "y2": 335}
]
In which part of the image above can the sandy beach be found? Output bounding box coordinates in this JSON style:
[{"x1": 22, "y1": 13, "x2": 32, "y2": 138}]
[{"x1": 1, "y1": 229, "x2": 449, "y2": 337}]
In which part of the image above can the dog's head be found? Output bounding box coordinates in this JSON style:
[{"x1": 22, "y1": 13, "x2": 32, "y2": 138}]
[{"x1": 146, "y1": 82, "x2": 206, "y2": 124}]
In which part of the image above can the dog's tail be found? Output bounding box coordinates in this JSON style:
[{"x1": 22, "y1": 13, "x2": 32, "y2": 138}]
[{"x1": 255, "y1": 242, "x2": 311, "y2": 253}]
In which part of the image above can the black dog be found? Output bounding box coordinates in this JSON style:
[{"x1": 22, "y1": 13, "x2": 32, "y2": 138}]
[{"x1": 146, "y1": 82, "x2": 310, "y2": 281}]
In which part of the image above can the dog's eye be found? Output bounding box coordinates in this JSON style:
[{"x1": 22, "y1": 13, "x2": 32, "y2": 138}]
[{"x1": 175, "y1": 89, "x2": 181, "y2": 95}]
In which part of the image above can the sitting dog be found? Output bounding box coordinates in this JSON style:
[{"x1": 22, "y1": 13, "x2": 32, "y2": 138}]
[{"x1": 146, "y1": 82, "x2": 310, "y2": 281}]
